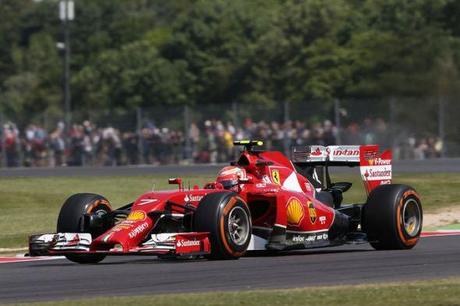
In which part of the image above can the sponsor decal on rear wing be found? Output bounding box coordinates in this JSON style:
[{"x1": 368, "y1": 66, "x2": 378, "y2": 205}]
[
  {"x1": 359, "y1": 145, "x2": 392, "y2": 194},
  {"x1": 292, "y1": 145, "x2": 392, "y2": 193},
  {"x1": 292, "y1": 145, "x2": 362, "y2": 164}
]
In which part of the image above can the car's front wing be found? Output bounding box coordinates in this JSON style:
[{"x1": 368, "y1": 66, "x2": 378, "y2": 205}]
[{"x1": 29, "y1": 232, "x2": 211, "y2": 257}]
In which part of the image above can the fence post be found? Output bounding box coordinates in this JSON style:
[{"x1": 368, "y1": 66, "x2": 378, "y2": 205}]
[
  {"x1": 136, "y1": 107, "x2": 143, "y2": 164},
  {"x1": 184, "y1": 105, "x2": 192, "y2": 163},
  {"x1": 283, "y1": 101, "x2": 290, "y2": 155},
  {"x1": 334, "y1": 99, "x2": 341, "y2": 145},
  {"x1": 438, "y1": 96, "x2": 446, "y2": 158}
]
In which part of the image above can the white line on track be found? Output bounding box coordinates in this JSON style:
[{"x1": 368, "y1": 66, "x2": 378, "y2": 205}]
[{"x1": 0, "y1": 256, "x2": 64, "y2": 264}]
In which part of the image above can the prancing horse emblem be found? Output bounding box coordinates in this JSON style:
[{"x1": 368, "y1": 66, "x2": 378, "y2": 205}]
[{"x1": 271, "y1": 169, "x2": 281, "y2": 185}]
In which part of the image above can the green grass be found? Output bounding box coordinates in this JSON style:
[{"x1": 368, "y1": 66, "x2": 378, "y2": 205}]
[
  {"x1": 8, "y1": 278, "x2": 460, "y2": 306},
  {"x1": 0, "y1": 172, "x2": 458, "y2": 249}
]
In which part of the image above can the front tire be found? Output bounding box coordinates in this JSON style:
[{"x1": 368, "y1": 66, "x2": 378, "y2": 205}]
[
  {"x1": 363, "y1": 184, "x2": 422, "y2": 250},
  {"x1": 194, "y1": 192, "x2": 252, "y2": 259},
  {"x1": 57, "y1": 193, "x2": 112, "y2": 264}
]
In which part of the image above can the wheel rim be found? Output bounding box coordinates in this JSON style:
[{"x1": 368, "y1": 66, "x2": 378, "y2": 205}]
[
  {"x1": 227, "y1": 206, "x2": 250, "y2": 246},
  {"x1": 402, "y1": 198, "x2": 422, "y2": 237}
]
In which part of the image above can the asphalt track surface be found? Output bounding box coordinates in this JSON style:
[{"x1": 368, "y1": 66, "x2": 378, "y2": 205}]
[
  {"x1": 1, "y1": 158, "x2": 460, "y2": 177},
  {"x1": 1, "y1": 235, "x2": 460, "y2": 303}
]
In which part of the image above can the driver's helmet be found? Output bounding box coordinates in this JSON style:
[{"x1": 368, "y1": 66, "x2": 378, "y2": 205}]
[{"x1": 216, "y1": 166, "x2": 247, "y2": 190}]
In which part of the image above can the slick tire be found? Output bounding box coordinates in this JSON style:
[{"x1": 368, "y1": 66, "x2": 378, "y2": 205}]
[
  {"x1": 194, "y1": 192, "x2": 252, "y2": 260},
  {"x1": 363, "y1": 184, "x2": 422, "y2": 250},
  {"x1": 57, "y1": 193, "x2": 112, "y2": 264}
]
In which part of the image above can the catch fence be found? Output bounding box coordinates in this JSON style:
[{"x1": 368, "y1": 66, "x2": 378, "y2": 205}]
[{"x1": 0, "y1": 97, "x2": 457, "y2": 168}]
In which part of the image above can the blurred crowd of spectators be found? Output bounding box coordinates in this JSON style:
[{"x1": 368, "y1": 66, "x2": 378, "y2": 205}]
[{"x1": 0, "y1": 117, "x2": 444, "y2": 168}]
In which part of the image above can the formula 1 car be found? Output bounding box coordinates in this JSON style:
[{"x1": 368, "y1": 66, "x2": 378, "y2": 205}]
[{"x1": 29, "y1": 140, "x2": 423, "y2": 263}]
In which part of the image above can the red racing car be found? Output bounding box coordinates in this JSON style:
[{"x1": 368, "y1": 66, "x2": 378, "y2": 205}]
[{"x1": 29, "y1": 140, "x2": 423, "y2": 263}]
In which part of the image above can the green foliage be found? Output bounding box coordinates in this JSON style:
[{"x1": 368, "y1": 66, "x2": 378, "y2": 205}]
[
  {"x1": 1, "y1": 0, "x2": 460, "y2": 124},
  {"x1": 0, "y1": 32, "x2": 62, "y2": 123},
  {"x1": 73, "y1": 39, "x2": 191, "y2": 111},
  {"x1": 166, "y1": 0, "x2": 275, "y2": 104},
  {"x1": 247, "y1": 0, "x2": 354, "y2": 105},
  {"x1": 346, "y1": 0, "x2": 453, "y2": 97}
]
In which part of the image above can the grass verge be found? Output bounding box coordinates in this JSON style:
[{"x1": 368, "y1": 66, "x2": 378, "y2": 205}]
[
  {"x1": 8, "y1": 278, "x2": 460, "y2": 306},
  {"x1": 0, "y1": 172, "x2": 458, "y2": 248}
]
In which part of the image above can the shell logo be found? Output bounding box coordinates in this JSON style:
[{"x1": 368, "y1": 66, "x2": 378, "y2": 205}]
[
  {"x1": 127, "y1": 210, "x2": 146, "y2": 221},
  {"x1": 287, "y1": 197, "x2": 304, "y2": 225}
]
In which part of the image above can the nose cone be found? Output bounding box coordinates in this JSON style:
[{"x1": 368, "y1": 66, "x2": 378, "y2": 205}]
[{"x1": 93, "y1": 210, "x2": 153, "y2": 251}]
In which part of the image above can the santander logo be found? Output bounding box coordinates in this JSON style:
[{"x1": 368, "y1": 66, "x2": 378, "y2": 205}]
[{"x1": 176, "y1": 240, "x2": 201, "y2": 247}]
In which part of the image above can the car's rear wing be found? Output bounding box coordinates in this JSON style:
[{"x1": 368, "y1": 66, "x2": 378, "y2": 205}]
[
  {"x1": 292, "y1": 145, "x2": 362, "y2": 165},
  {"x1": 292, "y1": 145, "x2": 392, "y2": 194}
]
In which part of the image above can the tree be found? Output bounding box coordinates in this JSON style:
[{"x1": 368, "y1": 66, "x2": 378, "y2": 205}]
[
  {"x1": 346, "y1": 0, "x2": 453, "y2": 97},
  {"x1": 0, "y1": 32, "x2": 62, "y2": 124},
  {"x1": 73, "y1": 38, "x2": 191, "y2": 112},
  {"x1": 246, "y1": 0, "x2": 354, "y2": 110},
  {"x1": 166, "y1": 0, "x2": 277, "y2": 104}
]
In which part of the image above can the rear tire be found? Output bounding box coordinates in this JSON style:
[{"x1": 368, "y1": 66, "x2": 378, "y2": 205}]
[
  {"x1": 57, "y1": 193, "x2": 112, "y2": 264},
  {"x1": 194, "y1": 192, "x2": 252, "y2": 259},
  {"x1": 363, "y1": 184, "x2": 422, "y2": 250}
]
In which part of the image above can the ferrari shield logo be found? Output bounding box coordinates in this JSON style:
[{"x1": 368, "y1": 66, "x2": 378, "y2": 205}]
[
  {"x1": 271, "y1": 169, "x2": 281, "y2": 185},
  {"x1": 308, "y1": 201, "x2": 317, "y2": 224}
]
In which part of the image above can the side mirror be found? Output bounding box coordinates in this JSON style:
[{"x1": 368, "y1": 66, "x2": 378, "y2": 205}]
[{"x1": 168, "y1": 178, "x2": 183, "y2": 190}]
